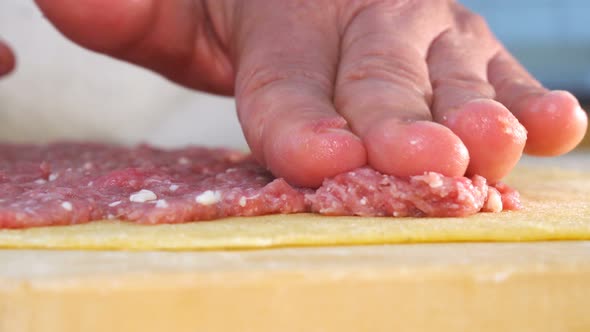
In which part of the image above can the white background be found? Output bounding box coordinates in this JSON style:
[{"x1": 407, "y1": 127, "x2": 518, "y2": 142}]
[{"x1": 0, "y1": 0, "x2": 248, "y2": 149}]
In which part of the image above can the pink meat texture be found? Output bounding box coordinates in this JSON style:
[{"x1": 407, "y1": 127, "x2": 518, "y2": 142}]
[{"x1": 0, "y1": 143, "x2": 521, "y2": 229}]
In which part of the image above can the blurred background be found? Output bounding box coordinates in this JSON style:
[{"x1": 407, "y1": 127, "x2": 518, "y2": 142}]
[
  {"x1": 463, "y1": 0, "x2": 590, "y2": 100},
  {"x1": 0, "y1": 0, "x2": 588, "y2": 148}
]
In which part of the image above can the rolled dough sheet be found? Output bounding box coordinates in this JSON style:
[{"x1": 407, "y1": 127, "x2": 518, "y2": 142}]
[{"x1": 0, "y1": 150, "x2": 588, "y2": 250}]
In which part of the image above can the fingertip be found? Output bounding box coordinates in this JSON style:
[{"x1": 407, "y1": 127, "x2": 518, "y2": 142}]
[
  {"x1": 364, "y1": 119, "x2": 469, "y2": 178},
  {"x1": 0, "y1": 41, "x2": 15, "y2": 76},
  {"x1": 263, "y1": 123, "x2": 367, "y2": 188},
  {"x1": 516, "y1": 90, "x2": 588, "y2": 156},
  {"x1": 444, "y1": 99, "x2": 526, "y2": 183}
]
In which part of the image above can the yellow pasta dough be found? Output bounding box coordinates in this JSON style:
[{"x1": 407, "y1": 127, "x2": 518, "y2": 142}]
[{"x1": 0, "y1": 162, "x2": 588, "y2": 250}]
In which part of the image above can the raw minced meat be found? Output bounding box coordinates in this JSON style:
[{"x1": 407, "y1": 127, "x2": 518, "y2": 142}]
[
  {"x1": 306, "y1": 168, "x2": 491, "y2": 217},
  {"x1": 0, "y1": 143, "x2": 521, "y2": 229}
]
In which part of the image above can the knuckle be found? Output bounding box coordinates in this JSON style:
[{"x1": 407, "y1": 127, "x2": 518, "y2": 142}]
[
  {"x1": 338, "y1": 0, "x2": 418, "y2": 31},
  {"x1": 340, "y1": 42, "x2": 430, "y2": 96},
  {"x1": 493, "y1": 77, "x2": 541, "y2": 97},
  {"x1": 237, "y1": 67, "x2": 289, "y2": 96},
  {"x1": 342, "y1": 56, "x2": 423, "y2": 86},
  {"x1": 455, "y1": 11, "x2": 492, "y2": 37},
  {"x1": 238, "y1": 65, "x2": 332, "y2": 98},
  {"x1": 432, "y1": 77, "x2": 495, "y2": 98},
  {"x1": 466, "y1": 13, "x2": 489, "y2": 31},
  {"x1": 286, "y1": 0, "x2": 339, "y2": 22}
]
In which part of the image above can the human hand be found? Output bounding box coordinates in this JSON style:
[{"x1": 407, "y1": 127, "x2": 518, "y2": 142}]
[
  {"x1": 34, "y1": 0, "x2": 588, "y2": 187},
  {"x1": 0, "y1": 40, "x2": 15, "y2": 77}
]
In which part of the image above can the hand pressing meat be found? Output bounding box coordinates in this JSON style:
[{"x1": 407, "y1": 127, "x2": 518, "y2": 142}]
[{"x1": 8, "y1": 0, "x2": 590, "y2": 187}]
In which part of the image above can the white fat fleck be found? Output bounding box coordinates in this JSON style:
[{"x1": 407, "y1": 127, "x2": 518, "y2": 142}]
[
  {"x1": 409, "y1": 140, "x2": 418, "y2": 145},
  {"x1": 108, "y1": 201, "x2": 122, "y2": 207},
  {"x1": 129, "y1": 189, "x2": 158, "y2": 203},
  {"x1": 349, "y1": 172, "x2": 356, "y2": 177},
  {"x1": 87, "y1": 181, "x2": 94, "y2": 187},
  {"x1": 280, "y1": 194, "x2": 287, "y2": 200},
  {"x1": 83, "y1": 162, "x2": 93, "y2": 170},
  {"x1": 61, "y1": 201, "x2": 73, "y2": 211},
  {"x1": 48, "y1": 173, "x2": 59, "y2": 182},
  {"x1": 484, "y1": 189, "x2": 503, "y2": 213},
  {"x1": 107, "y1": 214, "x2": 116, "y2": 220},
  {"x1": 427, "y1": 173, "x2": 443, "y2": 188},
  {"x1": 457, "y1": 192, "x2": 466, "y2": 202},
  {"x1": 34, "y1": 179, "x2": 47, "y2": 185},
  {"x1": 155, "y1": 199, "x2": 169, "y2": 208},
  {"x1": 177, "y1": 157, "x2": 190, "y2": 165},
  {"x1": 195, "y1": 190, "x2": 221, "y2": 205},
  {"x1": 239, "y1": 196, "x2": 247, "y2": 207},
  {"x1": 226, "y1": 168, "x2": 237, "y2": 173},
  {"x1": 169, "y1": 184, "x2": 179, "y2": 192},
  {"x1": 393, "y1": 211, "x2": 401, "y2": 217},
  {"x1": 359, "y1": 197, "x2": 368, "y2": 205}
]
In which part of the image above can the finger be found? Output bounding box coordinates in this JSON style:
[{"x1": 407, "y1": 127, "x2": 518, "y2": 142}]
[
  {"x1": 488, "y1": 49, "x2": 588, "y2": 156},
  {"x1": 427, "y1": 23, "x2": 526, "y2": 183},
  {"x1": 35, "y1": 0, "x2": 233, "y2": 94},
  {"x1": 234, "y1": 2, "x2": 366, "y2": 187},
  {"x1": 0, "y1": 40, "x2": 15, "y2": 76},
  {"x1": 334, "y1": 2, "x2": 469, "y2": 177}
]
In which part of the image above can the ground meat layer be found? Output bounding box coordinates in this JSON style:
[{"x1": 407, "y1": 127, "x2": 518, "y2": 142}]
[{"x1": 0, "y1": 143, "x2": 521, "y2": 229}]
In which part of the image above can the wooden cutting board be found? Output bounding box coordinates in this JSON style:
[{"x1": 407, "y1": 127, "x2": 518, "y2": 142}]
[
  {"x1": 1, "y1": 242, "x2": 590, "y2": 332},
  {"x1": 0, "y1": 144, "x2": 589, "y2": 331}
]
